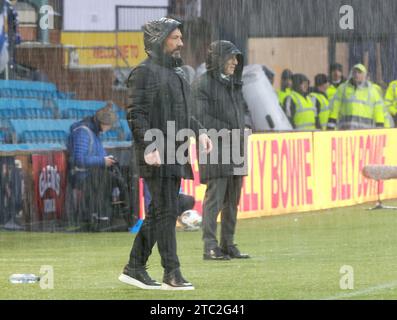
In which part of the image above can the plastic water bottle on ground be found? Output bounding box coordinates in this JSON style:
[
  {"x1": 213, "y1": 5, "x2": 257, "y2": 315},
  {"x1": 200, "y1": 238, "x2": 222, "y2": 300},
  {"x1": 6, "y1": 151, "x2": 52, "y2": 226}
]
[{"x1": 9, "y1": 274, "x2": 40, "y2": 284}]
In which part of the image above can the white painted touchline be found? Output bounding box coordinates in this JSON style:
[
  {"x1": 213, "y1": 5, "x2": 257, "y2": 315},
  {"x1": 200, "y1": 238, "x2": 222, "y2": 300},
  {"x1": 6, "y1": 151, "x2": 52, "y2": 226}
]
[{"x1": 322, "y1": 281, "x2": 397, "y2": 300}]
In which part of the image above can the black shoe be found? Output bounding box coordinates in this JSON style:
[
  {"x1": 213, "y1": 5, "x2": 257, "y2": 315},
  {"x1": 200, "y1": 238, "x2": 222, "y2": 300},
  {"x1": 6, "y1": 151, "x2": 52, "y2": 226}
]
[
  {"x1": 118, "y1": 265, "x2": 161, "y2": 290},
  {"x1": 222, "y1": 245, "x2": 250, "y2": 259},
  {"x1": 203, "y1": 247, "x2": 231, "y2": 260},
  {"x1": 162, "y1": 268, "x2": 195, "y2": 291}
]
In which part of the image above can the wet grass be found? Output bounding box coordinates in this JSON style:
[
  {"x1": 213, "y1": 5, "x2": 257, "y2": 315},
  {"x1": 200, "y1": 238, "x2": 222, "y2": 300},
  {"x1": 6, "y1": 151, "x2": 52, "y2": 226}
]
[{"x1": 1, "y1": 200, "x2": 397, "y2": 300}]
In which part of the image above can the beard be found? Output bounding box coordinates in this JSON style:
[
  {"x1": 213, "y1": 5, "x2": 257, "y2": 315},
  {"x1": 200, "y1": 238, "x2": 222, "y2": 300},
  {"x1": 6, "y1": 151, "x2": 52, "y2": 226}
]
[
  {"x1": 171, "y1": 49, "x2": 182, "y2": 59},
  {"x1": 161, "y1": 46, "x2": 183, "y2": 67}
]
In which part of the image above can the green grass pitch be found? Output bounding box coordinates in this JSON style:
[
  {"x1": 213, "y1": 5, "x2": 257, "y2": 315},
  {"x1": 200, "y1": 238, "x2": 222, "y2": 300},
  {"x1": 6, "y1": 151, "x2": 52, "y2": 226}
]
[{"x1": 2, "y1": 201, "x2": 397, "y2": 300}]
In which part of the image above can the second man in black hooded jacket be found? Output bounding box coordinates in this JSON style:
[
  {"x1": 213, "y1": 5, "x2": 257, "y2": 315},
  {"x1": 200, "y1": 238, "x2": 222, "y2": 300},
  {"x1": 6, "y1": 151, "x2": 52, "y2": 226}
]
[{"x1": 192, "y1": 40, "x2": 251, "y2": 261}]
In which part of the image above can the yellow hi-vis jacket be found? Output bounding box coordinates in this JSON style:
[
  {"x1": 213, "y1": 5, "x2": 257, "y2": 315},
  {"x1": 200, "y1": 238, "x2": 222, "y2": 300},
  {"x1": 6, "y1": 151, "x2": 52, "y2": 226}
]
[
  {"x1": 370, "y1": 81, "x2": 393, "y2": 128},
  {"x1": 326, "y1": 84, "x2": 338, "y2": 101},
  {"x1": 384, "y1": 80, "x2": 397, "y2": 117},
  {"x1": 328, "y1": 81, "x2": 385, "y2": 130},
  {"x1": 287, "y1": 91, "x2": 316, "y2": 130},
  {"x1": 278, "y1": 88, "x2": 292, "y2": 108},
  {"x1": 309, "y1": 92, "x2": 330, "y2": 130}
]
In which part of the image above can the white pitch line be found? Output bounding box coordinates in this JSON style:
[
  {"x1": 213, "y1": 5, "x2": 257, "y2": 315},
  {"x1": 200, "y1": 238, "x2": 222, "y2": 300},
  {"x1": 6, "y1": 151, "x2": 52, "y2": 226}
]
[{"x1": 322, "y1": 281, "x2": 397, "y2": 300}]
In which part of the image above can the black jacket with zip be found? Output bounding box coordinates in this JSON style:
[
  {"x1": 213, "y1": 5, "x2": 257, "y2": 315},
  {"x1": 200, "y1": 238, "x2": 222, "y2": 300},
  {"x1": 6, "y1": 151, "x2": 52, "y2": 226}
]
[
  {"x1": 126, "y1": 19, "x2": 201, "y2": 179},
  {"x1": 191, "y1": 40, "x2": 251, "y2": 183}
]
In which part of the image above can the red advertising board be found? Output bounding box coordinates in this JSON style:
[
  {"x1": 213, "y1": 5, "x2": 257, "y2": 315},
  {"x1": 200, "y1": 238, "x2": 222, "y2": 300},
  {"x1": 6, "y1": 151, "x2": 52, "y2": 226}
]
[{"x1": 32, "y1": 152, "x2": 67, "y2": 220}]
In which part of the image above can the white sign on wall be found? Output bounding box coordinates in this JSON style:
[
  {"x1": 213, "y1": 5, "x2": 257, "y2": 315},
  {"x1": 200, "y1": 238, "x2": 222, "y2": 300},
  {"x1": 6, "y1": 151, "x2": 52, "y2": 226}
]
[
  {"x1": 63, "y1": 0, "x2": 168, "y2": 31},
  {"x1": 117, "y1": 6, "x2": 168, "y2": 31}
]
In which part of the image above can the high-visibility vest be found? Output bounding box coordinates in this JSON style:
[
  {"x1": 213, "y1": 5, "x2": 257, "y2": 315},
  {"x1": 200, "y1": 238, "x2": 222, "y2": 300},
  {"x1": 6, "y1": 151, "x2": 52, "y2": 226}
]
[
  {"x1": 370, "y1": 81, "x2": 393, "y2": 128},
  {"x1": 371, "y1": 82, "x2": 383, "y2": 97},
  {"x1": 328, "y1": 81, "x2": 385, "y2": 130},
  {"x1": 384, "y1": 80, "x2": 397, "y2": 117},
  {"x1": 326, "y1": 84, "x2": 338, "y2": 101},
  {"x1": 289, "y1": 91, "x2": 316, "y2": 130},
  {"x1": 278, "y1": 88, "x2": 292, "y2": 107},
  {"x1": 383, "y1": 104, "x2": 394, "y2": 128},
  {"x1": 309, "y1": 92, "x2": 330, "y2": 130}
]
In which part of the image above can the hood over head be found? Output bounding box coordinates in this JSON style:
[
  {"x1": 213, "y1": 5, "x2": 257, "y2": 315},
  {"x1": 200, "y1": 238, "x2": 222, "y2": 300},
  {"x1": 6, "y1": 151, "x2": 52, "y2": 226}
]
[
  {"x1": 205, "y1": 40, "x2": 244, "y2": 84},
  {"x1": 143, "y1": 17, "x2": 183, "y2": 66}
]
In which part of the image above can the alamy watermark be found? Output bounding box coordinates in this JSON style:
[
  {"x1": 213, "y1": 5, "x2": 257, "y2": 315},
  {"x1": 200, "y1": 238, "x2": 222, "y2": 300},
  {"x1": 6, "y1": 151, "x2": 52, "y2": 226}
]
[
  {"x1": 339, "y1": 265, "x2": 354, "y2": 290},
  {"x1": 143, "y1": 121, "x2": 251, "y2": 175},
  {"x1": 339, "y1": 5, "x2": 354, "y2": 30},
  {"x1": 40, "y1": 265, "x2": 54, "y2": 289},
  {"x1": 39, "y1": 5, "x2": 55, "y2": 30}
]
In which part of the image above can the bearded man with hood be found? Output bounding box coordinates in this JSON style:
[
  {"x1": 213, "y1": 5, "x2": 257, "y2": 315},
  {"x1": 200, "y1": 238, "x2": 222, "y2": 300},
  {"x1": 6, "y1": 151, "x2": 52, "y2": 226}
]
[
  {"x1": 283, "y1": 74, "x2": 318, "y2": 130},
  {"x1": 192, "y1": 40, "x2": 251, "y2": 261},
  {"x1": 119, "y1": 17, "x2": 212, "y2": 291}
]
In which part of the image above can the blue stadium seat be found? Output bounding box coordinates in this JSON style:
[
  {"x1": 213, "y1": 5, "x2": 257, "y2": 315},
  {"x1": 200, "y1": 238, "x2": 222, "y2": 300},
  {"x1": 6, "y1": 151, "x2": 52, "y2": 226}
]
[
  {"x1": 14, "y1": 108, "x2": 25, "y2": 118},
  {"x1": 64, "y1": 108, "x2": 96, "y2": 119},
  {"x1": 55, "y1": 99, "x2": 126, "y2": 120},
  {"x1": 57, "y1": 92, "x2": 76, "y2": 99},
  {"x1": 0, "y1": 98, "x2": 45, "y2": 109},
  {"x1": 7, "y1": 104, "x2": 129, "y2": 145},
  {"x1": 0, "y1": 131, "x2": 5, "y2": 144},
  {"x1": 0, "y1": 80, "x2": 57, "y2": 99},
  {"x1": 55, "y1": 99, "x2": 106, "y2": 112},
  {"x1": 51, "y1": 131, "x2": 67, "y2": 143},
  {"x1": 22, "y1": 131, "x2": 33, "y2": 144},
  {"x1": 0, "y1": 109, "x2": 15, "y2": 119},
  {"x1": 0, "y1": 99, "x2": 13, "y2": 108},
  {"x1": 0, "y1": 143, "x2": 66, "y2": 152},
  {"x1": 21, "y1": 99, "x2": 45, "y2": 109},
  {"x1": 42, "y1": 109, "x2": 53, "y2": 119},
  {"x1": 0, "y1": 80, "x2": 74, "y2": 101},
  {"x1": 0, "y1": 119, "x2": 10, "y2": 129},
  {"x1": 10, "y1": 119, "x2": 75, "y2": 144},
  {"x1": 12, "y1": 107, "x2": 53, "y2": 119}
]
